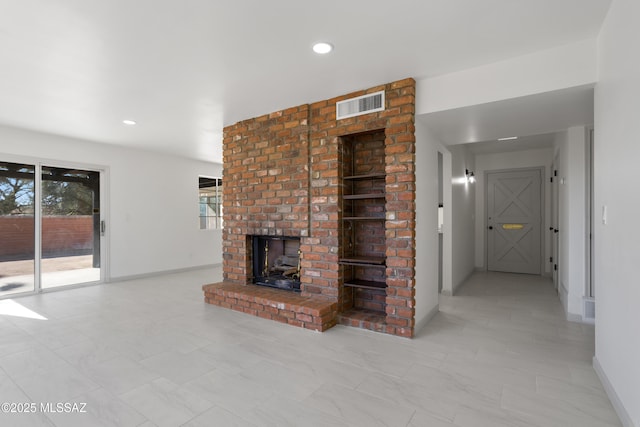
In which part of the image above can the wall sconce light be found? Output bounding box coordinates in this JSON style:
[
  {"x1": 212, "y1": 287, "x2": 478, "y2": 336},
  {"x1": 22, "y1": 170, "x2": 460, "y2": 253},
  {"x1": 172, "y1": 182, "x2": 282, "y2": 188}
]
[{"x1": 465, "y1": 169, "x2": 476, "y2": 183}]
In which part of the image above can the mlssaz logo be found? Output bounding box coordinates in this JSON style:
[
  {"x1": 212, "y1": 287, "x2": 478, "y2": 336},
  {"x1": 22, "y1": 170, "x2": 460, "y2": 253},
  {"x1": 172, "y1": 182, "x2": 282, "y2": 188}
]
[{"x1": 40, "y1": 402, "x2": 87, "y2": 413}]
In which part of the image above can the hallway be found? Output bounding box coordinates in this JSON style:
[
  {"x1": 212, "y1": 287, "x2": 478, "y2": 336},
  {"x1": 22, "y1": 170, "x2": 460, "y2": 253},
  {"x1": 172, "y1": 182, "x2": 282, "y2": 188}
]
[
  {"x1": 425, "y1": 272, "x2": 619, "y2": 426},
  {"x1": 0, "y1": 268, "x2": 621, "y2": 426}
]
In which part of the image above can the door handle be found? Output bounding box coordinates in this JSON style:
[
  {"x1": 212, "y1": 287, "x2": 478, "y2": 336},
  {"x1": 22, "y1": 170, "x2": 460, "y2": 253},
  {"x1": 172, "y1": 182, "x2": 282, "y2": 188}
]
[{"x1": 488, "y1": 226, "x2": 493, "y2": 230}]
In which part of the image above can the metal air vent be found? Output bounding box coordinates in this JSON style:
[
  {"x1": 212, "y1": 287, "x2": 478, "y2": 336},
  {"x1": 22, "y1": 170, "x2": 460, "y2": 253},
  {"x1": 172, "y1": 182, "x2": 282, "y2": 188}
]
[
  {"x1": 336, "y1": 91, "x2": 385, "y2": 120},
  {"x1": 584, "y1": 297, "x2": 595, "y2": 321}
]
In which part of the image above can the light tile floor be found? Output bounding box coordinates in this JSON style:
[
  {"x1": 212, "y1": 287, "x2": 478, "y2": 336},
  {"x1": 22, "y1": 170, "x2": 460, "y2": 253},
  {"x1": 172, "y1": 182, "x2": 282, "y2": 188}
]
[{"x1": 0, "y1": 267, "x2": 622, "y2": 426}]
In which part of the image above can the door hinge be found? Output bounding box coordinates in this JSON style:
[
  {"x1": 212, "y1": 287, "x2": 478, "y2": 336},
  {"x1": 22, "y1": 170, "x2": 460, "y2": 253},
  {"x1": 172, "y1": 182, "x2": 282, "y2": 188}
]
[
  {"x1": 550, "y1": 177, "x2": 553, "y2": 183},
  {"x1": 100, "y1": 220, "x2": 106, "y2": 236},
  {"x1": 554, "y1": 170, "x2": 558, "y2": 177},
  {"x1": 550, "y1": 257, "x2": 553, "y2": 263},
  {"x1": 554, "y1": 264, "x2": 558, "y2": 271}
]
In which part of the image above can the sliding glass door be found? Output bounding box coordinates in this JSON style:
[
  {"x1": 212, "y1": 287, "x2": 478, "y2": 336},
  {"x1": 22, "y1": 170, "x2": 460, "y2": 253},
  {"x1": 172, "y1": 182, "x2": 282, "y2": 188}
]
[
  {"x1": 41, "y1": 166, "x2": 101, "y2": 289},
  {"x1": 0, "y1": 162, "x2": 36, "y2": 297},
  {"x1": 0, "y1": 161, "x2": 104, "y2": 297}
]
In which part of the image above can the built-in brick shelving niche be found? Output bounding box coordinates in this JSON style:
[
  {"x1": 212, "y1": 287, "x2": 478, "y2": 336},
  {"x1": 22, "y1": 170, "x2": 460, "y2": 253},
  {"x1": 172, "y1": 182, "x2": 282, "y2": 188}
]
[{"x1": 339, "y1": 130, "x2": 388, "y2": 325}]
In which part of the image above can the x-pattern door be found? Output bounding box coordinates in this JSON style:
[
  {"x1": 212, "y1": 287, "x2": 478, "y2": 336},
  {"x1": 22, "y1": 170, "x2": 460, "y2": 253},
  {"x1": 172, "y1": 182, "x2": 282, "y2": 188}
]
[{"x1": 487, "y1": 169, "x2": 542, "y2": 274}]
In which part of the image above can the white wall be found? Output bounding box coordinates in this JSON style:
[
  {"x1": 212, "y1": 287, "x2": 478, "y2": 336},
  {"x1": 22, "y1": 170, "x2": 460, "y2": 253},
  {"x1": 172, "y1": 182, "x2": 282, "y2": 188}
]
[
  {"x1": 594, "y1": 0, "x2": 640, "y2": 425},
  {"x1": 554, "y1": 128, "x2": 589, "y2": 320},
  {"x1": 0, "y1": 124, "x2": 222, "y2": 280},
  {"x1": 414, "y1": 119, "x2": 445, "y2": 330},
  {"x1": 448, "y1": 144, "x2": 476, "y2": 293},
  {"x1": 474, "y1": 148, "x2": 554, "y2": 273},
  {"x1": 416, "y1": 38, "x2": 598, "y2": 115}
]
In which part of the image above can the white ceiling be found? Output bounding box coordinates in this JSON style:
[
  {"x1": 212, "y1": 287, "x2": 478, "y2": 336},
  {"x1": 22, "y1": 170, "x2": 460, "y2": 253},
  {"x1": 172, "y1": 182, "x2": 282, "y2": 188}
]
[
  {"x1": 466, "y1": 133, "x2": 556, "y2": 155},
  {"x1": 421, "y1": 84, "x2": 595, "y2": 152},
  {"x1": 0, "y1": 0, "x2": 611, "y2": 163}
]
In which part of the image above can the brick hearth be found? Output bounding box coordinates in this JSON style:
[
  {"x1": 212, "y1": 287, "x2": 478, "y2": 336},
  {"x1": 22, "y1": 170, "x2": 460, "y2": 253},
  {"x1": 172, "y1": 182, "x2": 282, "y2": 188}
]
[
  {"x1": 204, "y1": 78, "x2": 416, "y2": 337},
  {"x1": 202, "y1": 282, "x2": 337, "y2": 331}
]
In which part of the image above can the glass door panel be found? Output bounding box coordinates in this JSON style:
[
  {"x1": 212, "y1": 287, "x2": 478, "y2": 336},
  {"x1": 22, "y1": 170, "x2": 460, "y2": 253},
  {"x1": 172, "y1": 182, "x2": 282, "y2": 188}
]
[
  {"x1": 40, "y1": 166, "x2": 101, "y2": 289},
  {"x1": 0, "y1": 162, "x2": 35, "y2": 297}
]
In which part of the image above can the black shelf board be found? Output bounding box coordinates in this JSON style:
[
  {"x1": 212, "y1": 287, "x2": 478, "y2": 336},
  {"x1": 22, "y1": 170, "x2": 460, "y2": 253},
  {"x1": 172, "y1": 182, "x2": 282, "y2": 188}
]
[
  {"x1": 339, "y1": 261, "x2": 386, "y2": 267},
  {"x1": 339, "y1": 256, "x2": 386, "y2": 266},
  {"x1": 343, "y1": 193, "x2": 385, "y2": 200},
  {"x1": 344, "y1": 279, "x2": 387, "y2": 290},
  {"x1": 343, "y1": 173, "x2": 386, "y2": 180},
  {"x1": 343, "y1": 216, "x2": 385, "y2": 221}
]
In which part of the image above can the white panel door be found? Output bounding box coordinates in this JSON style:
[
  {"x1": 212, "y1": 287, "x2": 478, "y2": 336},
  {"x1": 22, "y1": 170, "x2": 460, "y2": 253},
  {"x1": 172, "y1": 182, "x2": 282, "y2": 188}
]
[{"x1": 487, "y1": 169, "x2": 542, "y2": 275}]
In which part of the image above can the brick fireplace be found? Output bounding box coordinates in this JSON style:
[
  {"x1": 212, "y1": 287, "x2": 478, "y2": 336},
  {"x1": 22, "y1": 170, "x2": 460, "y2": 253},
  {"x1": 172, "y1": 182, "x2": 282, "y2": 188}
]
[{"x1": 203, "y1": 78, "x2": 416, "y2": 337}]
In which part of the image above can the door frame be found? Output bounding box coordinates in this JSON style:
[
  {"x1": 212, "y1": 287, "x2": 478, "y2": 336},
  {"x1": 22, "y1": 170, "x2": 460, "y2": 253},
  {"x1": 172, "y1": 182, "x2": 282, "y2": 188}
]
[
  {"x1": 484, "y1": 166, "x2": 545, "y2": 275},
  {"x1": 0, "y1": 153, "x2": 109, "y2": 298},
  {"x1": 586, "y1": 127, "x2": 594, "y2": 298},
  {"x1": 551, "y1": 157, "x2": 560, "y2": 290}
]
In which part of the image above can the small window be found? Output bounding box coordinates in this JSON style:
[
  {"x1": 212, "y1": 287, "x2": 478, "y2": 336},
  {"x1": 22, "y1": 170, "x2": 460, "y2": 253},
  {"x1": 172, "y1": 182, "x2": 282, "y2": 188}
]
[{"x1": 199, "y1": 177, "x2": 222, "y2": 230}]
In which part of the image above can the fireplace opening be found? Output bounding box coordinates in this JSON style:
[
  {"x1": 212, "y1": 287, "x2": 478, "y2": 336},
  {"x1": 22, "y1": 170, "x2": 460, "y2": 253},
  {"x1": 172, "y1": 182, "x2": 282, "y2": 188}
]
[{"x1": 251, "y1": 235, "x2": 301, "y2": 291}]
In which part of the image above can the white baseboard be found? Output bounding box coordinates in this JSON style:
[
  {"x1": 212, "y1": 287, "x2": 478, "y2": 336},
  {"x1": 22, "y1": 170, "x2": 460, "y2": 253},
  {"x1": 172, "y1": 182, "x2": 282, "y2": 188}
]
[
  {"x1": 558, "y1": 281, "x2": 582, "y2": 323},
  {"x1": 566, "y1": 312, "x2": 584, "y2": 323},
  {"x1": 109, "y1": 263, "x2": 221, "y2": 283},
  {"x1": 558, "y1": 282, "x2": 593, "y2": 324},
  {"x1": 414, "y1": 304, "x2": 439, "y2": 333},
  {"x1": 450, "y1": 270, "x2": 475, "y2": 296},
  {"x1": 559, "y1": 281, "x2": 569, "y2": 308},
  {"x1": 593, "y1": 356, "x2": 636, "y2": 427}
]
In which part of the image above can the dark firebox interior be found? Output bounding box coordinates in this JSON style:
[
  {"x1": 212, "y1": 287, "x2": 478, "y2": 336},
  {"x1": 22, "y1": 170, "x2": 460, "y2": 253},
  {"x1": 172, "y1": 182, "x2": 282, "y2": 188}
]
[{"x1": 252, "y1": 236, "x2": 301, "y2": 291}]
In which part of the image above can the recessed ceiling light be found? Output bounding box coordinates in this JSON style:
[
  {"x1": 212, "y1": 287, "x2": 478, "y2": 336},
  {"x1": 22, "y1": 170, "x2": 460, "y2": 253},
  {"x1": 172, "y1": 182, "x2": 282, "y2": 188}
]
[
  {"x1": 312, "y1": 42, "x2": 333, "y2": 54},
  {"x1": 498, "y1": 136, "x2": 518, "y2": 141},
  {"x1": 122, "y1": 119, "x2": 137, "y2": 126}
]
